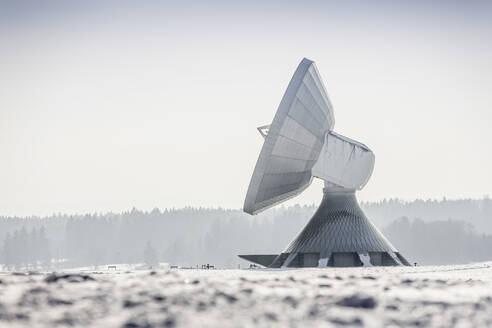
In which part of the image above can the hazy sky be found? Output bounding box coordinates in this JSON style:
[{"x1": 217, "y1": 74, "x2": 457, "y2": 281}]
[{"x1": 1, "y1": 0, "x2": 491, "y2": 216}]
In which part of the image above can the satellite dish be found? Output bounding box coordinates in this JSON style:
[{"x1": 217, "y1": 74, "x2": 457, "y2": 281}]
[
  {"x1": 239, "y1": 58, "x2": 410, "y2": 268},
  {"x1": 244, "y1": 58, "x2": 334, "y2": 215}
]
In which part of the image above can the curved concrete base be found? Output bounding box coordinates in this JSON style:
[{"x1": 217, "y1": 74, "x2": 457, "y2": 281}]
[{"x1": 240, "y1": 191, "x2": 411, "y2": 268}]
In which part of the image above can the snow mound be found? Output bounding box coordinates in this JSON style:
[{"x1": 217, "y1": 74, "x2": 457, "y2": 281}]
[{"x1": 0, "y1": 262, "x2": 492, "y2": 327}]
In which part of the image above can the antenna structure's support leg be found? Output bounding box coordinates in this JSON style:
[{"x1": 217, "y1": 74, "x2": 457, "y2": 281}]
[
  {"x1": 318, "y1": 253, "x2": 330, "y2": 267},
  {"x1": 281, "y1": 252, "x2": 298, "y2": 268}
]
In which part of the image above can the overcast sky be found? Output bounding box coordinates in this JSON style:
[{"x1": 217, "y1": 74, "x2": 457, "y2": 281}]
[{"x1": 1, "y1": 0, "x2": 491, "y2": 216}]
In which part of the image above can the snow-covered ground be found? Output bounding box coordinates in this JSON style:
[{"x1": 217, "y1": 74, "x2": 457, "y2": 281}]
[{"x1": 1, "y1": 262, "x2": 492, "y2": 327}]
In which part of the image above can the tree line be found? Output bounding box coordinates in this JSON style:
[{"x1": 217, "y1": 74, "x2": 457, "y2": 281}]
[
  {"x1": 384, "y1": 217, "x2": 492, "y2": 265},
  {"x1": 0, "y1": 197, "x2": 491, "y2": 269},
  {"x1": 2, "y1": 226, "x2": 50, "y2": 270},
  {"x1": 363, "y1": 196, "x2": 492, "y2": 233}
]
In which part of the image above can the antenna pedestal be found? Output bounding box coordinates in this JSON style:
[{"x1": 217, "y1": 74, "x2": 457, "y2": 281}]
[{"x1": 241, "y1": 191, "x2": 411, "y2": 268}]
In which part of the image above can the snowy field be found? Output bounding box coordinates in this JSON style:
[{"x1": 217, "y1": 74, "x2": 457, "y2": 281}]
[{"x1": 1, "y1": 263, "x2": 492, "y2": 327}]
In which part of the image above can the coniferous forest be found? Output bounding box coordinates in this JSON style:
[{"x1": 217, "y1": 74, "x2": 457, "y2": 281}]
[{"x1": 1, "y1": 197, "x2": 491, "y2": 269}]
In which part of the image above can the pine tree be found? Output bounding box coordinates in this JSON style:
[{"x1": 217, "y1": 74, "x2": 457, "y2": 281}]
[
  {"x1": 2, "y1": 233, "x2": 13, "y2": 270},
  {"x1": 143, "y1": 241, "x2": 158, "y2": 267},
  {"x1": 28, "y1": 227, "x2": 39, "y2": 269},
  {"x1": 19, "y1": 227, "x2": 29, "y2": 270},
  {"x1": 38, "y1": 226, "x2": 51, "y2": 269}
]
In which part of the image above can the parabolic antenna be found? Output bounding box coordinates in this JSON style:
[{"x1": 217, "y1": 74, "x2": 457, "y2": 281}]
[
  {"x1": 244, "y1": 58, "x2": 335, "y2": 215},
  {"x1": 240, "y1": 58, "x2": 410, "y2": 267}
]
